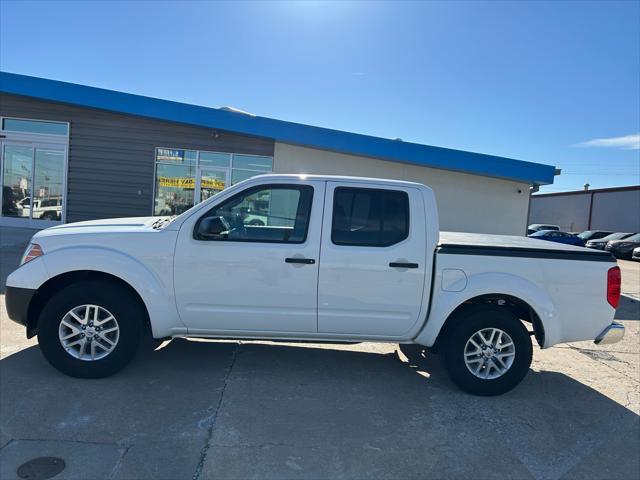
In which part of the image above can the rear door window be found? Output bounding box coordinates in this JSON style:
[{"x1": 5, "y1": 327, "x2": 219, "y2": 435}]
[{"x1": 331, "y1": 187, "x2": 409, "y2": 247}]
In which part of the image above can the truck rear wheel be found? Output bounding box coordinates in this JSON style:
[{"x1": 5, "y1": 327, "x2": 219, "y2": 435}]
[
  {"x1": 442, "y1": 306, "x2": 532, "y2": 396},
  {"x1": 37, "y1": 280, "x2": 144, "y2": 378}
]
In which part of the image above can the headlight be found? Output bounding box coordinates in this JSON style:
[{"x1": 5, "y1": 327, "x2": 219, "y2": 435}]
[{"x1": 20, "y1": 243, "x2": 44, "y2": 265}]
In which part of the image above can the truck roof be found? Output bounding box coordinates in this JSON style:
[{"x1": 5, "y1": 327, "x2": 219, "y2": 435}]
[{"x1": 245, "y1": 173, "x2": 428, "y2": 188}]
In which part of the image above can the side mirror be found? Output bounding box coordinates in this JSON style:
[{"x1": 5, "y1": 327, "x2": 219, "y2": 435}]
[{"x1": 197, "y1": 216, "x2": 230, "y2": 239}]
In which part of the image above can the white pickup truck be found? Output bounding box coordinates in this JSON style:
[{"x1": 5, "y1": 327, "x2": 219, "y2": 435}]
[{"x1": 6, "y1": 175, "x2": 624, "y2": 395}]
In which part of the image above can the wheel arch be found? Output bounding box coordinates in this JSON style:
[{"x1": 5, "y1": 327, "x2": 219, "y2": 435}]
[
  {"x1": 415, "y1": 270, "x2": 558, "y2": 349},
  {"x1": 431, "y1": 294, "x2": 545, "y2": 352},
  {"x1": 25, "y1": 270, "x2": 151, "y2": 339}
]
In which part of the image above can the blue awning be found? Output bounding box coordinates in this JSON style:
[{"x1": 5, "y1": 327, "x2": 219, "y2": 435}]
[{"x1": 0, "y1": 71, "x2": 556, "y2": 185}]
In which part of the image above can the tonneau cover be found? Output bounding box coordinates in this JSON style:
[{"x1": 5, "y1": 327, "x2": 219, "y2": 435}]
[{"x1": 438, "y1": 231, "x2": 613, "y2": 260}]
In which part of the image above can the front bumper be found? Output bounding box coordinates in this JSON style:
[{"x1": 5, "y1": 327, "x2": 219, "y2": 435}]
[
  {"x1": 5, "y1": 286, "x2": 36, "y2": 327},
  {"x1": 594, "y1": 322, "x2": 625, "y2": 345}
]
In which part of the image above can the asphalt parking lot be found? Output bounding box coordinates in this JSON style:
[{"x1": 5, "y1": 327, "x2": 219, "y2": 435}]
[{"x1": 1, "y1": 228, "x2": 639, "y2": 479}]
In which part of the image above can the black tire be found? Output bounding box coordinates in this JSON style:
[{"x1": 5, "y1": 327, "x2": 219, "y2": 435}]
[
  {"x1": 37, "y1": 280, "x2": 144, "y2": 378},
  {"x1": 442, "y1": 306, "x2": 532, "y2": 396}
]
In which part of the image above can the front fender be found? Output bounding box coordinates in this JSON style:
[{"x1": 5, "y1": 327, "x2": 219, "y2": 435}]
[
  {"x1": 414, "y1": 271, "x2": 559, "y2": 348},
  {"x1": 6, "y1": 246, "x2": 185, "y2": 338}
]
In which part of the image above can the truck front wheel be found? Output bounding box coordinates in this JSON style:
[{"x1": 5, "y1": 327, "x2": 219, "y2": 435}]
[
  {"x1": 442, "y1": 306, "x2": 532, "y2": 396},
  {"x1": 37, "y1": 280, "x2": 144, "y2": 378}
]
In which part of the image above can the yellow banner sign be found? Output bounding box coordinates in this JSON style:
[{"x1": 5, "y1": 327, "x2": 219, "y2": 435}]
[{"x1": 158, "y1": 177, "x2": 225, "y2": 190}]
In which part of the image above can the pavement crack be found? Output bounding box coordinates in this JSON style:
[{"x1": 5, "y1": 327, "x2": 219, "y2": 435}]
[
  {"x1": 566, "y1": 344, "x2": 640, "y2": 384},
  {"x1": 192, "y1": 342, "x2": 239, "y2": 480},
  {"x1": 107, "y1": 444, "x2": 132, "y2": 480}
]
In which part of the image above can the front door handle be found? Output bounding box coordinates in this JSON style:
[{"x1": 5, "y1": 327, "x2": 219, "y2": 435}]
[
  {"x1": 389, "y1": 262, "x2": 419, "y2": 269},
  {"x1": 285, "y1": 257, "x2": 316, "y2": 265}
]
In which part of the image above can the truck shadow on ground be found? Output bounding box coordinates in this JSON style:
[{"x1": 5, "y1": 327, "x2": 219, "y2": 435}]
[
  {"x1": 616, "y1": 295, "x2": 640, "y2": 320},
  {"x1": 1, "y1": 338, "x2": 638, "y2": 479}
]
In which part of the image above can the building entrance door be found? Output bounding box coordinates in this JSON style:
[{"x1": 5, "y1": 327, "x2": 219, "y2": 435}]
[{"x1": 1, "y1": 141, "x2": 66, "y2": 228}]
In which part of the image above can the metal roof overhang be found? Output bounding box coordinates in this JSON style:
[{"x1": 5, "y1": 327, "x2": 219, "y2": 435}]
[{"x1": 0, "y1": 71, "x2": 556, "y2": 185}]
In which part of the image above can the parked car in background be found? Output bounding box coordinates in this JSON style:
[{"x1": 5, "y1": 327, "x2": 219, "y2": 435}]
[
  {"x1": 578, "y1": 230, "x2": 614, "y2": 242},
  {"x1": 605, "y1": 233, "x2": 640, "y2": 260},
  {"x1": 528, "y1": 230, "x2": 585, "y2": 246},
  {"x1": 15, "y1": 197, "x2": 63, "y2": 221},
  {"x1": 632, "y1": 247, "x2": 640, "y2": 261},
  {"x1": 527, "y1": 224, "x2": 560, "y2": 235},
  {"x1": 586, "y1": 232, "x2": 634, "y2": 250},
  {"x1": 32, "y1": 198, "x2": 63, "y2": 221}
]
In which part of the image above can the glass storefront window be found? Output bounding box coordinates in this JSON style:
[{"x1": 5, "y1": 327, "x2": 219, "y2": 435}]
[
  {"x1": 2, "y1": 145, "x2": 33, "y2": 218},
  {"x1": 200, "y1": 152, "x2": 231, "y2": 167},
  {"x1": 32, "y1": 148, "x2": 65, "y2": 221},
  {"x1": 233, "y1": 155, "x2": 272, "y2": 171},
  {"x1": 2, "y1": 118, "x2": 69, "y2": 136},
  {"x1": 155, "y1": 148, "x2": 197, "y2": 165},
  {"x1": 153, "y1": 147, "x2": 273, "y2": 215},
  {"x1": 231, "y1": 169, "x2": 261, "y2": 184},
  {"x1": 154, "y1": 163, "x2": 197, "y2": 215}
]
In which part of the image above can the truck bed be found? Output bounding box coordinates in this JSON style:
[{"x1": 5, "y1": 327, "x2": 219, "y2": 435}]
[{"x1": 438, "y1": 231, "x2": 614, "y2": 261}]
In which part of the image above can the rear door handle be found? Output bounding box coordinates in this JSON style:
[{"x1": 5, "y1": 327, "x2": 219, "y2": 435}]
[
  {"x1": 285, "y1": 257, "x2": 316, "y2": 265},
  {"x1": 389, "y1": 262, "x2": 419, "y2": 269}
]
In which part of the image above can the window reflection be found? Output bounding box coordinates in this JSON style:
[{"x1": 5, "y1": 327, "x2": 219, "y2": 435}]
[
  {"x1": 153, "y1": 147, "x2": 274, "y2": 215},
  {"x1": 154, "y1": 163, "x2": 197, "y2": 215},
  {"x1": 32, "y1": 148, "x2": 65, "y2": 221},
  {"x1": 2, "y1": 145, "x2": 33, "y2": 218}
]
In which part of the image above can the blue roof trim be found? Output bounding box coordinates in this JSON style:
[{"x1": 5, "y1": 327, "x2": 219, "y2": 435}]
[{"x1": 0, "y1": 72, "x2": 556, "y2": 185}]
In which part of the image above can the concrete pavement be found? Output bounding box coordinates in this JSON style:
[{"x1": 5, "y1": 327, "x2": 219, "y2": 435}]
[
  {"x1": 1, "y1": 291, "x2": 638, "y2": 479},
  {"x1": 1, "y1": 226, "x2": 639, "y2": 479},
  {"x1": 621, "y1": 259, "x2": 640, "y2": 300}
]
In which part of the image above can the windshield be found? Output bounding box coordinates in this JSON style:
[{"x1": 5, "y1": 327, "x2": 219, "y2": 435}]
[
  {"x1": 578, "y1": 231, "x2": 595, "y2": 239},
  {"x1": 530, "y1": 230, "x2": 550, "y2": 237},
  {"x1": 600, "y1": 232, "x2": 632, "y2": 241},
  {"x1": 622, "y1": 233, "x2": 640, "y2": 242}
]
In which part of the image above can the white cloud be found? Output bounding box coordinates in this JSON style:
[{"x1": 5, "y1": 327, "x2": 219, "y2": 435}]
[{"x1": 578, "y1": 133, "x2": 640, "y2": 150}]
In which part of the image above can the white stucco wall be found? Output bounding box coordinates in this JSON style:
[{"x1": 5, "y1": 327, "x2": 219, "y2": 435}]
[{"x1": 274, "y1": 143, "x2": 531, "y2": 235}]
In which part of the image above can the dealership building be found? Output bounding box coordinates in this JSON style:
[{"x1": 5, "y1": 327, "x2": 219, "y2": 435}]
[{"x1": 0, "y1": 72, "x2": 556, "y2": 234}]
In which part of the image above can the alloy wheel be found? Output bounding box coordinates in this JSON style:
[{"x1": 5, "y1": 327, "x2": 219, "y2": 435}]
[
  {"x1": 464, "y1": 327, "x2": 516, "y2": 380},
  {"x1": 58, "y1": 304, "x2": 120, "y2": 361}
]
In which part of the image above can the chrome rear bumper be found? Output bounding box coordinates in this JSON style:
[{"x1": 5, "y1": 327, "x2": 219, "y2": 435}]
[{"x1": 594, "y1": 322, "x2": 625, "y2": 345}]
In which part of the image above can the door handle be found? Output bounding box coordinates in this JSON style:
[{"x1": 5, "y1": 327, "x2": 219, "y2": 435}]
[
  {"x1": 389, "y1": 262, "x2": 419, "y2": 269},
  {"x1": 285, "y1": 257, "x2": 316, "y2": 265}
]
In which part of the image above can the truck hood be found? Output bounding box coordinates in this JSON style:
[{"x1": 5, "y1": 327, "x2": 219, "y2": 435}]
[
  {"x1": 439, "y1": 231, "x2": 598, "y2": 253},
  {"x1": 34, "y1": 216, "x2": 167, "y2": 239}
]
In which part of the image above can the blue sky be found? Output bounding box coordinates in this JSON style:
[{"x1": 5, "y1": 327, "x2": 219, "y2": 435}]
[{"x1": 1, "y1": 0, "x2": 638, "y2": 192}]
